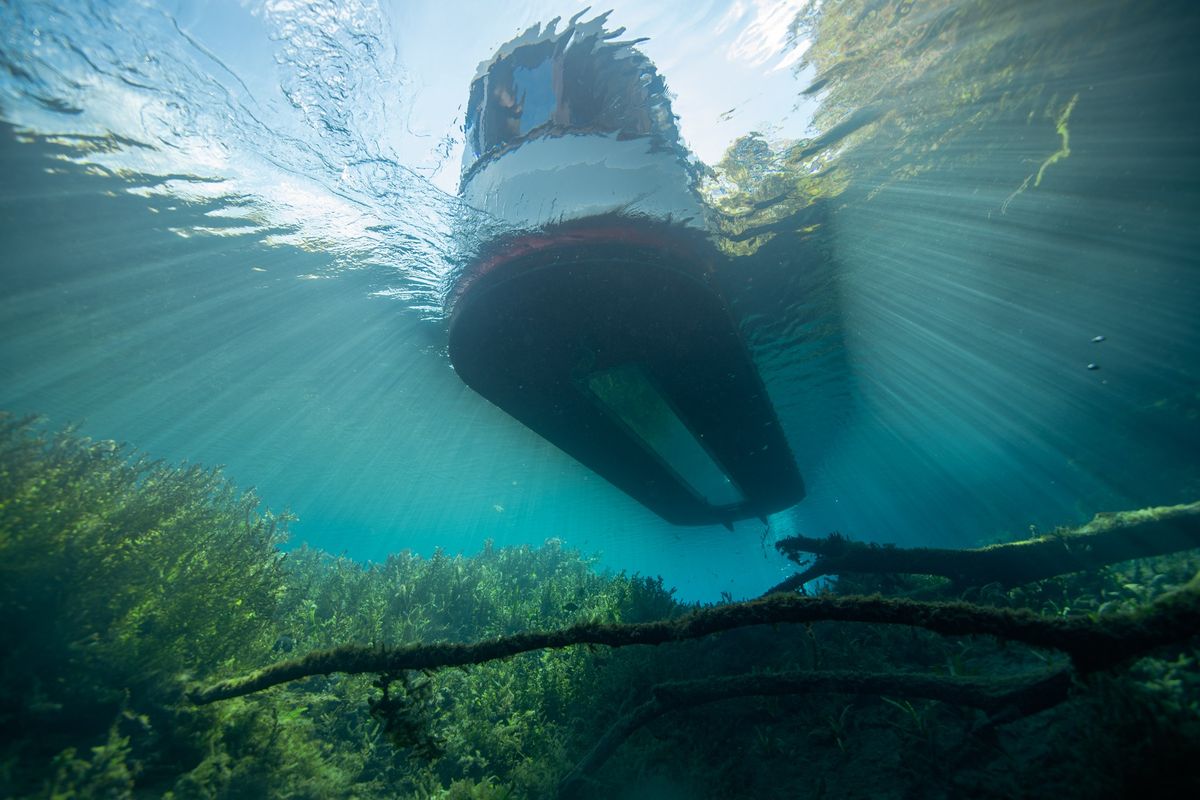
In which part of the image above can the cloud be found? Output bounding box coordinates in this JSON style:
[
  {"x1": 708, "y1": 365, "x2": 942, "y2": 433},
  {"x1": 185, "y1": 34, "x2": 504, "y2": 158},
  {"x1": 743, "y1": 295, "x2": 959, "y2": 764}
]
[{"x1": 720, "y1": 0, "x2": 813, "y2": 72}]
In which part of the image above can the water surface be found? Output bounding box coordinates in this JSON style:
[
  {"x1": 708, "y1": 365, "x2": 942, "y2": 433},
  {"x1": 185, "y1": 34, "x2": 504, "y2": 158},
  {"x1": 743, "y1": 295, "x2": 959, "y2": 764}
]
[{"x1": 1, "y1": 0, "x2": 1197, "y2": 600}]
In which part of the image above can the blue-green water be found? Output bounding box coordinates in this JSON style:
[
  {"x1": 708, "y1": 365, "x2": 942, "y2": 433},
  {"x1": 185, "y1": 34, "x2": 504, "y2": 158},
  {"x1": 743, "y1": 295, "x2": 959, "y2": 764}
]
[
  {"x1": 1, "y1": 0, "x2": 1198, "y2": 604},
  {"x1": 4, "y1": 3, "x2": 1200, "y2": 798}
]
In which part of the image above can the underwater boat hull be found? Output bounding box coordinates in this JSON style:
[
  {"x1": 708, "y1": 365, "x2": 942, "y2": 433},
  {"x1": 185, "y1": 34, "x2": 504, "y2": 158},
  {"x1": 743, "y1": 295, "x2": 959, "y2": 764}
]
[{"x1": 448, "y1": 222, "x2": 804, "y2": 526}]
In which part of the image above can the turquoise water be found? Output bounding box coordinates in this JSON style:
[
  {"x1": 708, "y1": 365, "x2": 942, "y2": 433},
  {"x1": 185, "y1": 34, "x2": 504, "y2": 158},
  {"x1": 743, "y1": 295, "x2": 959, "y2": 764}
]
[{"x1": 2, "y1": 0, "x2": 1198, "y2": 603}]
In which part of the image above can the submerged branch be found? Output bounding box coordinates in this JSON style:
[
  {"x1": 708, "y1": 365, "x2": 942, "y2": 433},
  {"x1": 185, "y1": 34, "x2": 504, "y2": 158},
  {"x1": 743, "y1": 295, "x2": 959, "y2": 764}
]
[
  {"x1": 190, "y1": 571, "x2": 1200, "y2": 705},
  {"x1": 557, "y1": 667, "x2": 1073, "y2": 797},
  {"x1": 770, "y1": 501, "x2": 1200, "y2": 593}
]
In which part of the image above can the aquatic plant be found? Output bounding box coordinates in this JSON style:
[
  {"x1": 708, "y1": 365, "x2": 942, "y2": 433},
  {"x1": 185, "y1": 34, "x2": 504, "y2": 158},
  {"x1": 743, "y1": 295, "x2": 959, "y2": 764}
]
[
  {"x1": 191, "y1": 526, "x2": 1200, "y2": 797},
  {"x1": 194, "y1": 579, "x2": 1190, "y2": 706},
  {"x1": 5, "y1": 414, "x2": 1199, "y2": 798},
  {"x1": 0, "y1": 414, "x2": 692, "y2": 797},
  {"x1": 0, "y1": 412, "x2": 289, "y2": 794}
]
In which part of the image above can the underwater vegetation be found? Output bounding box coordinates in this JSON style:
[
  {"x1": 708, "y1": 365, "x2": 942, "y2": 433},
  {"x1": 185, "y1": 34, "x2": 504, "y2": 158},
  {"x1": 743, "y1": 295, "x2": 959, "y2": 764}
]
[
  {"x1": 2, "y1": 2, "x2": 1199, "y2": 799},
  {"x1": 0, "y1": 413, "x2": 683, "y2": 799},
  {"x1": 3, "y1": 414, "x2": 1200, "y2": 799}
]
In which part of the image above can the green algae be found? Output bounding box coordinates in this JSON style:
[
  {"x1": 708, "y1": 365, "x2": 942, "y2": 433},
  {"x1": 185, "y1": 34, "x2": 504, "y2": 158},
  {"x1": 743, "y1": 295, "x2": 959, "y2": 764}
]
[{"x1": 3, "y1": 413, "x2": 1199, "y2": 799}]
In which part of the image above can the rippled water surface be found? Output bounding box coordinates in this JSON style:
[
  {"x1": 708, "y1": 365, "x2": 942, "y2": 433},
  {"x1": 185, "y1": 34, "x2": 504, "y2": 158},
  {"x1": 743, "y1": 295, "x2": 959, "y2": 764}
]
[{"x1": 2, "y1": 0, "x2": 1197, "y2": 599}]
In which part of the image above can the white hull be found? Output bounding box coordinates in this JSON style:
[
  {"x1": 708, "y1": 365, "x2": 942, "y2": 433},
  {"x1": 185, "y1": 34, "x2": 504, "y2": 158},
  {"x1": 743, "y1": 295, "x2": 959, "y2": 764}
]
[{"x1": 461, "y1": 133, "x2": 706, "y2": 230}]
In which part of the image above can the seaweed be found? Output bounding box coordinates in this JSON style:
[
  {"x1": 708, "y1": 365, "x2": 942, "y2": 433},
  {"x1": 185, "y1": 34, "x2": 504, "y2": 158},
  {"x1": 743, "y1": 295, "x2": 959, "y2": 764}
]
[{"x1": 4, "y1": 414, "x2": 1199, "y2": 799}]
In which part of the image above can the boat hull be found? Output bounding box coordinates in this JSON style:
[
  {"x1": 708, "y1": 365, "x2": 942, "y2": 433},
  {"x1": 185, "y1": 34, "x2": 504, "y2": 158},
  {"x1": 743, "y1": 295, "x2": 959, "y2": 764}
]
[{"x1": 448, "y1": 221, "x2": 804, "y2": 525}]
